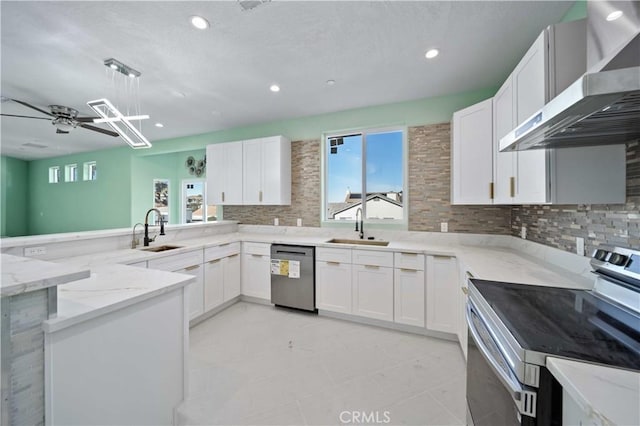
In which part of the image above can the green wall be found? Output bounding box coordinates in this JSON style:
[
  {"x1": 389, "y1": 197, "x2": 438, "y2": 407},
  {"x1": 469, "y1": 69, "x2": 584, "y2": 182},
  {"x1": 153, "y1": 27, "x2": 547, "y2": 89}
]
[
  {"x1": 561, "y1": 0, "x2": 587, "y2": 22},
  {"x1": 1, "y1": 156, "x2": 29, "y2": 237},
  {"x1": 27, "y1": 149, "x2": 132, "y2": 234},
  {"x1": 18, "y1": 87, "x2": 496, "y2": 235}
]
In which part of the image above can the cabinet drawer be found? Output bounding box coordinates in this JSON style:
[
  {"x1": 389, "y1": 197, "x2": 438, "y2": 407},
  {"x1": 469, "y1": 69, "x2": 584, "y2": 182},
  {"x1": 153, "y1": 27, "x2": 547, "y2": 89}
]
[
  {"x1": 204, "y1": 242, "x2": 240, "y2": 262},
  {"x1": 316, "y1": 247, "x2": 351, "y2": 263},
  {"x1": 242, "y1": 242, "x2": 271, "y2": 256},
  {"x1": 127, "y1": 260, "x2": 148, "y2": 268},
  {"x1": 148, "y1": 249, "x2": 203, "y2": 272},
  {"x1": 352, "y1": 249, "x2": 393, "y2": 268},
  {"x1": 394, "y1": 252, "x2": 425, "y2": 270}
]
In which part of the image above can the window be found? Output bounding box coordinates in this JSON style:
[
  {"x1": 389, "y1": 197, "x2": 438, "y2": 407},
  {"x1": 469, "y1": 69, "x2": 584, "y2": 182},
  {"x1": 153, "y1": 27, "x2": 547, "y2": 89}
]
[
  {"x1": 324, "y1": 128, "x2": 405, "y2": 223},
  {"x1": 64, "y1": 164, "x2": 77, "y2": 182},
  {"x1": 182, "y1": 180, "x2": 217, "y2": 224},
  {"x1": 48, "y1": 166, "x2": 60, "y2": 183},
  {"x1": 83, "y1": 161, "x2": 97, "y2": 181}
]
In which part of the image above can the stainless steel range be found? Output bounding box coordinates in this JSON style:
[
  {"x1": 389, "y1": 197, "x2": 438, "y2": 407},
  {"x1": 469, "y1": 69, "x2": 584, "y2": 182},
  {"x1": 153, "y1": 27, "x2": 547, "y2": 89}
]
[{"x1": 466, "y1": 246, "x2": 640, "y2": 426}]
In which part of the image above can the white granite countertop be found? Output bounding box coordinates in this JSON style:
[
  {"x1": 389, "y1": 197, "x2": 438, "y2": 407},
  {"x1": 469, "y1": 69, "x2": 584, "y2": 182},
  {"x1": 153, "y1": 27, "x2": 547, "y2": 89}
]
[
  {"x1": 1, "y1": 253, "x2": 90, "y2": 297},
  {"x1": 547, "y1": 357, "x2": 640, "y2": 426},
  {"x1": 59, "y1": 231, "x2": 593, "y2": 290},
  {"x1": 43, "y1": 264, "x2": 194, "y2": 333}
]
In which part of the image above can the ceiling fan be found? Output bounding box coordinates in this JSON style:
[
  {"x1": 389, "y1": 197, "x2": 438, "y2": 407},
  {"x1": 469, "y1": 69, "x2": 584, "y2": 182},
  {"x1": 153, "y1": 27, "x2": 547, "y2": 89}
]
[{"x1": 0, "y1": 98, "x2": 119, "y2": 137}]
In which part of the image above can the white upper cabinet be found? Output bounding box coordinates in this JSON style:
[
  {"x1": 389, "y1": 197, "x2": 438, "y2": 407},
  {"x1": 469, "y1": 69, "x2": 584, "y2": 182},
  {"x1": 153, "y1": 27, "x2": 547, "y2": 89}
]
[
  {"x1": 451, "y1": 98, "x2": 494, "y2": 204},
  {"x1": 243, "y1": 136, "x2": 291, "y2": 205},
  {"x1": 206, "y1": 142, "x2": 243, "y2": 205},
  {"x1": 492, "y1": 77, "x2": 516, "y2": 204},
  {"x1": 207, "y1": 135, "x2": 291, "y2": 206}
]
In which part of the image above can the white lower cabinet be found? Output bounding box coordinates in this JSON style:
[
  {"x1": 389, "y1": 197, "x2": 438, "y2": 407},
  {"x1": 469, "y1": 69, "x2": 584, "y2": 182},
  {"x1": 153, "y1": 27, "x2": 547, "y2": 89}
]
[
  {"x1": 179, "y1": 264, "x2": 205, "y2": 320},
  {"x1": 203, "y1": 258, "x2": 224, "y2": 311},
  {"x1": 394, "y1": 268, "x2": 425, "y2": 327},
  {"x1": 241, "y1": 243, "x2": 271, "y2": 300},
  {"x1": 316, "y1": 260, "x2": 352, "y2": 314},
  {"x1": 352, "y1": 264, "x2": 394, "y2": 321},
  {"x1": 426, "y1": 255, "x2": 459, "y2": 334},
  {"x1": 147, "y1": 249, "x2": 205, "y2": 321},
  {"x1": 223, "y1": 253, "x2": 241, "y2": 300}
]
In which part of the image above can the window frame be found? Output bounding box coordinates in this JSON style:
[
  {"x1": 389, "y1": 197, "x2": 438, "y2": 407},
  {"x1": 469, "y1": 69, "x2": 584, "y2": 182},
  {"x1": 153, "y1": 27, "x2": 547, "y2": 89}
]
[
  {"x1": 48, "y1": 166, "x2": 60, "y2": 184},
  {"x1": 321, "y1": 125, "x2": 408, "y2": 230},
  {"x1": 83, "y1": 161, "x2": 97, "y2": 181},
  {"x1": 64, "y1": 164, "x2": 78, "y2": 182}
]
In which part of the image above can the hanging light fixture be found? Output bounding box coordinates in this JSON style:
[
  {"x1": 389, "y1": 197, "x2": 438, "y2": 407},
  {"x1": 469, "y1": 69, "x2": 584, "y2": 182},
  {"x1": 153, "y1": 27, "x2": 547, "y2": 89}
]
[{"x1": 87, "y1": 98, "x2": 152, "y2": 148}]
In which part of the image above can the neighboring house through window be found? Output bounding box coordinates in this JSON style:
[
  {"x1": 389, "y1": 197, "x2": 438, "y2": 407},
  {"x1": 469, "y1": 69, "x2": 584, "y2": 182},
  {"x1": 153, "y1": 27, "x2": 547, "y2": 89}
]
[{"x1": 324, "y1": 127, "x2": 406, "y2": 225}]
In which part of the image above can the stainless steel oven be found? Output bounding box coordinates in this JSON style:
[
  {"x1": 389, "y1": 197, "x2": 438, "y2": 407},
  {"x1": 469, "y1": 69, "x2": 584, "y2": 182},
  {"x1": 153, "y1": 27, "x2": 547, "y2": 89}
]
[{"x1": 465, "y1": 245, "x2": 640, "y2": 426}]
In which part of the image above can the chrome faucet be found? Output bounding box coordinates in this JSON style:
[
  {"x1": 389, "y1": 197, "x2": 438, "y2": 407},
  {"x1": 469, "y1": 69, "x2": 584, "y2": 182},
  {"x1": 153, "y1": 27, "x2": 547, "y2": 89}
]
[
  {"x1": 355, "y1": 207, "x2": 364, "y2": 239},
  {"x1": 144, "y1": 208, "x2": 165, "y2": 247},
  {"x1": 131, "y1": 222, "x2": 143, "y2": 249}
]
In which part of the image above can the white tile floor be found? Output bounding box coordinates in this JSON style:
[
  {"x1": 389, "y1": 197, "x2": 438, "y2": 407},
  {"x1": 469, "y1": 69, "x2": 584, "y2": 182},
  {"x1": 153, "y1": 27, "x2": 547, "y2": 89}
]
[{"x1": 177, "y1": 302, "x2": 467, "y2": 426}]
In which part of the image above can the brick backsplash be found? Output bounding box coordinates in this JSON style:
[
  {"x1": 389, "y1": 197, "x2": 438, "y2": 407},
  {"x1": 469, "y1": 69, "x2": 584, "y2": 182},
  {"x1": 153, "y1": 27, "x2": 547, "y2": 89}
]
[
  {"x1": 222, "y1": 126, "x2": 638, "y2": 255},
  {"x1": 224, "y1": 123, "x2": 512, "y2": 234},
  {"x1": 223, "y1": 139, "x2": 322, "y2": 227},
  {"x1": 511, "y1": 141, "x2": 640, "y2": 253},
  {"x1": 407, "y1": 124, "x2": 512, "y2": 233}
]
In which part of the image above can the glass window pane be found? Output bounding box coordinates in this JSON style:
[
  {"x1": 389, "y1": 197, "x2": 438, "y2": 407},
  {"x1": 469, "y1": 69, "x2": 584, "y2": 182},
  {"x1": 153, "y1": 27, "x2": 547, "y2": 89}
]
[
  {"x1": 49, "y1": 167, "x2": 59, "y2": 183},
  {"x1": 326, "y1": 134, "x2": 362, "y2": 220},
  {"x1": 365, "y1": 130, "x2": 403, "y2": 219}
]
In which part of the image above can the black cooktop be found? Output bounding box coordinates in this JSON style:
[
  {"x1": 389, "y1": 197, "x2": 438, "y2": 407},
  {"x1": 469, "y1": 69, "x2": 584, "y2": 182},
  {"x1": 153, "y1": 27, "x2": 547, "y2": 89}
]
[{"x1": 471, "y1": 279, "x2": 640, "y2": 371}]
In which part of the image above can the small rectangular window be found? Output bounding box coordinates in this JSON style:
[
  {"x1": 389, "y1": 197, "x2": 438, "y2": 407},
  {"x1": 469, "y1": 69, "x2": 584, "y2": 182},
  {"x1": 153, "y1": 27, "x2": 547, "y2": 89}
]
[
  {"x1": 48, "y1": 166, "x2": 60, "y2": 183},
  {"x1": 65, "y1": 164, "x2": 78, "y2": 182},
  {"x1": 83, "y1": 161, "x2": 97, "y2": 181}
]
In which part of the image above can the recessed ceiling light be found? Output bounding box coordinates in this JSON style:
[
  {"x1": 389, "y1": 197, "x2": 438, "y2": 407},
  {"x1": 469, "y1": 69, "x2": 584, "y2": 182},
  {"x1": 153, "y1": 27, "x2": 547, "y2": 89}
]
[
  {"x1": 155, "y1": 123, "x2": 164, "y2": 128},
  {"x1": 326, "y1": 79, "x2": 336, "y2": 86},
  {"x1": 425, "y1": 49, "x2": 439, "y2": 59},
  {"x1": 190, "y1": 15, "x2": 209, "y2": 30},
  {"x1": 606, "y1": 10, "x2": 623, "y2": 21},
  {"x1": 270, "y1": 84, "x2": 280, "y2": 92}
]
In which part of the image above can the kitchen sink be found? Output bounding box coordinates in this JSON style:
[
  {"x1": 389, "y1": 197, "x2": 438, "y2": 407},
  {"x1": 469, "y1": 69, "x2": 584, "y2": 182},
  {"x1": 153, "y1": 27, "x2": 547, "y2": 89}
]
[
  {"x1": 141, "y1": 245, "x2": 184, "y2": 253},
  {"x1": 326, "y1": 238, "x2": 389, "y2": 247}
]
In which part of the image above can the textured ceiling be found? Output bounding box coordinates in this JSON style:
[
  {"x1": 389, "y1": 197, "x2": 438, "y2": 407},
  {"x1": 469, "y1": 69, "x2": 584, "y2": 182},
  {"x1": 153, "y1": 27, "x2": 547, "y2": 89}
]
[{"x1": 0, "y1": 1, "x2": 573, "y2": 160}]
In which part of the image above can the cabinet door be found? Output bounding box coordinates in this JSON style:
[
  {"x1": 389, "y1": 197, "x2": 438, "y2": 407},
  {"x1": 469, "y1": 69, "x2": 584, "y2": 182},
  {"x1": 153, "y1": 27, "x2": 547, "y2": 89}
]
[
  {"x1": 203, "y1": 258, "x2": 224, "y2": 311},
  {"x1": 394, "y1": 268, "x2": 425, "y2": 327},
  {"x1": 262, "y1": 136, "x2": 291, "y2": 205},
  {"x1": 243, "y1": 138, "x2": 263, "y2": 204},
  {"x1": 179, "y1": 264, "x2": 204, "y2": 321},
  {"x1": 241, "y1": 253, "x2": 271, "y2": 300},
  {"x1": 352, "y1": 265, "x2": 393, "y2": 321},
  {"x1": 206, "y1": 142, "x2": 244, "y2": 205},
  {"x1": 493, "y1": 77, "x2": 516, "y2": 204},
  {"x1": 315, "y1": 261, "x2": 352, "y2": 314},
  {"x1": 223, "y1": 142, "x2": 244, "y2": 204},
  {"x1": 513, "y1": 31, "x2": 549, "y2": 204},
  {"x1": 426, "y1": 256, "x2": 458, "y2": 334},
  {"x1": 223, "y1": 254, "x2": 241, "y2": 301},
  {"x1": 451, "y1": 98, "x2": 494, "y2": 204},
  {"x1": 206, "y1": 144, "x2": 225, "y2": 204}
]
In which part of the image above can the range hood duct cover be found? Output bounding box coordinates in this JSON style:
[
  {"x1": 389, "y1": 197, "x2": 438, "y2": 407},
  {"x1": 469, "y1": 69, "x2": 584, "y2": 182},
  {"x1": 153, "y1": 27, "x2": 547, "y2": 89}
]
[
  {"x1": 500, "y1": 65, "x2": 640, "y2": 151},
  {"x1": 501, "y1": 24, "x2": 640, "y2": 152}
]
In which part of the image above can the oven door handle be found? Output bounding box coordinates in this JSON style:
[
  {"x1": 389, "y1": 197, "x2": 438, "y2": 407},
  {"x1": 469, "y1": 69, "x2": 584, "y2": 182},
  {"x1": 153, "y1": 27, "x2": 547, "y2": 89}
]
[{"x1": 466, "y1": 301, "x2": 524, "y2": 402}]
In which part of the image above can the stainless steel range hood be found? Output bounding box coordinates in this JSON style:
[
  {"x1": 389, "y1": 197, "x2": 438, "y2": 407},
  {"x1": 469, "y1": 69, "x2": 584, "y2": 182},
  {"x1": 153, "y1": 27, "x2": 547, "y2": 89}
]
[
  {"x1": 500, "y1": 1, "x2": 640, "y2": 152},
  {"x1": 499, "y1": 64, "x2": 640, "y2": 151}
]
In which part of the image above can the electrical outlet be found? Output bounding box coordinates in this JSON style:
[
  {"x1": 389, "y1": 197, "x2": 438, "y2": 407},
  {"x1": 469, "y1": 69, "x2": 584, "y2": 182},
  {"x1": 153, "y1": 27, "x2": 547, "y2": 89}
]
[
  {"x1": 521, "y1": 226, "x2": 527, "y2": 239},
  {"x1": 24, "y1": 246, "x2": 46, "y2": 256},
  {"x1": 440, "y1": 222, "x2": 448, "y2": 233},
  {"x1": 297, "y1": 218, "x2": 302, "y2": 227},
  {"x1": 576, "y1": 237, "x2": 585, "y2": 256},
  {"x1": 274, "y1": 218, "x2": 279, "y2": 226}
]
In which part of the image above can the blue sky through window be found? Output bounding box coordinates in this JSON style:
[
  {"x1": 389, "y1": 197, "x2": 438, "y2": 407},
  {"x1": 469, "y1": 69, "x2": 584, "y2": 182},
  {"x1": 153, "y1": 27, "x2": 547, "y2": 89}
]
[{"x1": 326, "y1": 130, "x2": 403, "y2": 203}]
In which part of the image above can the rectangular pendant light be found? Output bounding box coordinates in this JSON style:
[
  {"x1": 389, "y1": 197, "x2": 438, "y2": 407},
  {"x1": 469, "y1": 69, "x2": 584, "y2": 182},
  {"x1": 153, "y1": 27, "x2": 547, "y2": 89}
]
[{"x1": 87, "y1": 98, "x2": 152, "y2": 149}]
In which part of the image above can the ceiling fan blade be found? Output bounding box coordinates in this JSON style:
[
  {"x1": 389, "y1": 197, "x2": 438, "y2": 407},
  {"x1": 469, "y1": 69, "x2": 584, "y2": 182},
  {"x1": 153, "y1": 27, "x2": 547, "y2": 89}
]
[
  {"x1": 11, "y1": 98, "x2": 54, "y2": 117},
  {"x1": 79, "y1": 123, "x2": 119, "y2": 137},
  {"x1": 0, "y1": 113, "x2": 52, "y2": 121},
  {"x1": 75, "y1": 116, "x2": 101, "y2": 123},
  {"x1": 56, "y1": 129, "x2": 70, "y2": 134}
]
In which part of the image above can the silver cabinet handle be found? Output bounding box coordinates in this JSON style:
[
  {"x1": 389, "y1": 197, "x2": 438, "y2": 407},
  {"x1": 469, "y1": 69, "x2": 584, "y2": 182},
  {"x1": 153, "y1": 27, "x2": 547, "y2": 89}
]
[
  {"x1": 461, "y1": 287, "x2": 468, "y2": 295},
  {"x1": 400, "y1": 268, "x2": 417, "y2": 272},
  {"x1": 326, "y1": 261, "x2": 340, "y2": 266},
  {"x1": 208, "y1": 259, "x2": 221, "y2": 264},
  {"x1": 364, "y1": 265, "x2": 380, "y2": 269},
  {"x1": 185, "y1": 264, "x2": 200, "y2": 271}
]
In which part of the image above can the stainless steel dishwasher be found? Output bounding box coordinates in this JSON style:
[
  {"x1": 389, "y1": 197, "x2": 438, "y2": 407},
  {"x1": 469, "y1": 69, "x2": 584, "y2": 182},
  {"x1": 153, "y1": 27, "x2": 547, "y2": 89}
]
[{"x1": 270, "y1": 244, "x2": 316, "y2": 312}]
